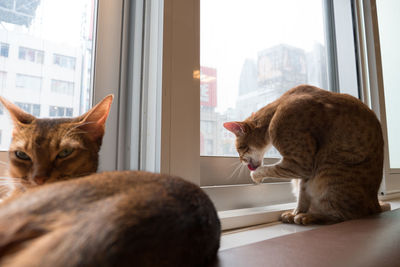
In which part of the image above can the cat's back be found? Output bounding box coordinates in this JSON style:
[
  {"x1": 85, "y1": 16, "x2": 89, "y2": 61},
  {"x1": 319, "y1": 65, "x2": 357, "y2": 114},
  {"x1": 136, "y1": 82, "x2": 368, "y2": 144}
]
[
  {"x1": 0, "y1": 171, "x2": 221, "y2": 267},
  {"x1": 269, "y1": 85, "x2": 383, "y2": 163},
  {"x1": 274, "y1": 84, "x2": 381, "y2": 133}
]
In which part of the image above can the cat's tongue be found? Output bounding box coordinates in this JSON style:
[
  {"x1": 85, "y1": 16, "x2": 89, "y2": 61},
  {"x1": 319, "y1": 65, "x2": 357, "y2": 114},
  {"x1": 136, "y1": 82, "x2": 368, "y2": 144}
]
[{"x1": 247, "y1": 164, "x2": 257, "y2": 171}]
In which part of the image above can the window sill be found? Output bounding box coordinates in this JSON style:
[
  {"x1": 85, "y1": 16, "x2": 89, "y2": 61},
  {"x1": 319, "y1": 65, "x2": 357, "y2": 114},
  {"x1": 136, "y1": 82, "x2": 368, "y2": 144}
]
[
  {"x1": 220, "y1": 220, "x2": 321, "y2": 251},
  {"x1": 218, "y1": 202, "x2": 296, "y2": 231},
  {"x1": 220, "y1": 199, "x2": 400, "y2": 251}
]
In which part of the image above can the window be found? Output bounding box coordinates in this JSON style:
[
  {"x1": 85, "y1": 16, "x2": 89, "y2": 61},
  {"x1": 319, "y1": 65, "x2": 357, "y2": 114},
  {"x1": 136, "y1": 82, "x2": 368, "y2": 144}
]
[
  {"x1": 201, "y1": 0, "x2": 328, "y2": 159},
  {"x1": 0, "y1": 43, "x2": 9, "y2": 57},
  {"x1": 0, "y1": 0, "x2": 125, "y2": 172},
  {"x1": 18, "y1": 47, "x2": 44, "y2": 64},
  {"x1": 15, "y1": 102, "x2": 41, "y2": 117},
  {"x1": 49, "y1": 106, "x2": 73, "y2": 117},
  {"x1": 199, "y1": 0, "x2": 336, "y2": 189},
  {"x1": 51, "y1": 79, "x2": 74, "y2": 95},
  {"x1": 0, "y1": 71, "x2": 6, "y2": 89},
  {"x1": 53, "y1": 54, "x2": 76, "y2": 69},
  {"x1": 16, "y1": 74, "x2": 42, "y2": 90}
]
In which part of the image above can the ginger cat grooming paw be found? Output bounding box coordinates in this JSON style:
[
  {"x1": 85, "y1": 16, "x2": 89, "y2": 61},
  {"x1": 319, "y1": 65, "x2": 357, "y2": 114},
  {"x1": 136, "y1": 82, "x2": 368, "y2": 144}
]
[
  {"x1": 0, "y1": 95, "x2": 112, "y2": 196},
  {"x1": 224, "y1": 84, "x2": 387, "y2": 224}
]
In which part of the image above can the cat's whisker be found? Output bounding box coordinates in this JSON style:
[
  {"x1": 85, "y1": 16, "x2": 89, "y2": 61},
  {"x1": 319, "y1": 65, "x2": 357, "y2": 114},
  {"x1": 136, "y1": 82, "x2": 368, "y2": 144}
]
[
  {"x1": 236, "y1": 164, "x2": 242, "y2": 177},
  {"x1": 228, "y1": 161, "x2": 241, "y2": 167},
  {"x1": 0, "y1": 181, "x2": 22, "y2": 185},
  {"x1": 62, "y1": 121, "x2": 94, "y2": 138},
  {"x1": 0, "y1": 177, "x2": 28, "y2": 186},
  {"x1": 238, "y1": 163, "x2": 248, "y2": 182},
  {"x1": 0, "y1": 160, "x2": 9, "y2": 166},
  {"x1": 226, "y1": 161, "x2": 242, "y2": 181}
]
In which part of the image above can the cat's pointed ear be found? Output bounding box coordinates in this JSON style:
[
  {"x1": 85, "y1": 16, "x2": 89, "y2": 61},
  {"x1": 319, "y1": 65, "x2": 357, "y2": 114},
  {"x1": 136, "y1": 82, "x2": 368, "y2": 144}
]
[
  {"x1": 78, "y1": 95, "x2": 113, "y2": 141},
  {"x1": 223, "y1": 122, "x2": 246, "y2": 137},
  {"x1": 0, "y1": 96, "x2": 35, "y2": 125}
]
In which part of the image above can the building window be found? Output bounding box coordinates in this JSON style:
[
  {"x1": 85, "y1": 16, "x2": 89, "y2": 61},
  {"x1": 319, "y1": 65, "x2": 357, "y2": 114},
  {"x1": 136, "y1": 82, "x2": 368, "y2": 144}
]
[
  {"x1": 16, "y1": 74, "x2": 42, "y2": 91},
  {"x1": 53, "y1": 54, "x2": 76, "y2": 69},
  {"x1": 0, "y1": 71, "x2": 6, "y2": 89},
  {"x1": 51, "y1": 79, "x2": 74, "y2": 95},
  {"x1": 15, "y1": 102, "x2": 41, "y2": 117},
  {"x1": 18, "y1": 47, "x2": 44, "y2": 64},
  {"x1": 0, "y1": 43, "x2": 9, "y2": 57},
  {"x1": 49, "y1": 106, "x2": 73, "y2": 117}
]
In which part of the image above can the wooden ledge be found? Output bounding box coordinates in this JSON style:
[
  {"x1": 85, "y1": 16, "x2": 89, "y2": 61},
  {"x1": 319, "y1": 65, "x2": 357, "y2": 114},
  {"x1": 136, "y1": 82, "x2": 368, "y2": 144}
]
[{"x1": 212, "y1": 209, "x2": 400, "y2": 267}]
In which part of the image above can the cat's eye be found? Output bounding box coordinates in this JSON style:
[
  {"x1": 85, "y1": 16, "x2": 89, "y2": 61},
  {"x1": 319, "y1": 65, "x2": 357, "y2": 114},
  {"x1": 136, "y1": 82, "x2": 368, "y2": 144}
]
[
  {"x1": 238, "y1": 146, "x2": 249, "y2": 152},
  {"x1": 57, "y1": 148, "x2": 74, "y2": 159},
  {"x1": 15, "y1": 151, "x2": 31, "y2": 161}
]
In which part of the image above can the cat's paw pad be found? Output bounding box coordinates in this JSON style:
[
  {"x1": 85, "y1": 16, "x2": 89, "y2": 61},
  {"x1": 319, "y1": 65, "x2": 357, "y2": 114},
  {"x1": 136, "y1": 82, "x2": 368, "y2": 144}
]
[
  {"x1": 294, "y1": 213, "x2": 314, "y2": 225},
  {"x1": 280, "y1": 211, "x2": 295, "y2": 223}
]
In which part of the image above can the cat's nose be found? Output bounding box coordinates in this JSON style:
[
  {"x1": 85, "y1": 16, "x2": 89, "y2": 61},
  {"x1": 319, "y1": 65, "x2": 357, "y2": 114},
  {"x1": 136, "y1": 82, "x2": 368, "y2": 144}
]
[{"x1": 34, "y1": 177, "x2": 46, "y2": 185}]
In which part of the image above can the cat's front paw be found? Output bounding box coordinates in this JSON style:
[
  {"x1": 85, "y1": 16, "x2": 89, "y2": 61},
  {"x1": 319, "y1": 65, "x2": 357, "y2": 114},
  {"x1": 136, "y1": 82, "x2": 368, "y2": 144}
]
[
  {"x1": 293, "y1": 213, "x2": 314, "y2": 225},
  {"x1": 250, "y1": 168, "x2": 264, "y2": 184},
  {"x1": 280, "y1": 211, "x2": 295, "y2": 223}
]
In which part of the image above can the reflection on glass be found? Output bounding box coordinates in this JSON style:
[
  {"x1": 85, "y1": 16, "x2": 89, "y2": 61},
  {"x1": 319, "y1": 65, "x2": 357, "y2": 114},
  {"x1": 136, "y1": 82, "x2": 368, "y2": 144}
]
[
  {"x1": 200, "y1": 0, "x2": 328, "y2": 157},
  {"x1": 0, "y1": 0, "x2": 96, "y2": 150}
]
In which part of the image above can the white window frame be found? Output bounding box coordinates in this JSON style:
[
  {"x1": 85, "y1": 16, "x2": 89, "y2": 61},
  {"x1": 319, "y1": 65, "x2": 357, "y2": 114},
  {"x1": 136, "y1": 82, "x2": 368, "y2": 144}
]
[
  {"x1": 93, "y1": 0, "x2": 127, "y2": 171},
  {"x1": 356, "y1": 0, "x2": 400, "y2": 199}
]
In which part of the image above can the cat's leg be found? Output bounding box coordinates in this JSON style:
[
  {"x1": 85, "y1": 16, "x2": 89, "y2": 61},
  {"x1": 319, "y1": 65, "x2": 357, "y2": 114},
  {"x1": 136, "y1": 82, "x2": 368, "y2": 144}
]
[
  {"x1": 250, "y1": 158, "x2": 306, "y2": 184},
  {"x1": 281, "y1": 179, "x2": 311, "y2": 223},
  {"x1": 291, "y1": 169, "x2": 382, "y2": 225}
]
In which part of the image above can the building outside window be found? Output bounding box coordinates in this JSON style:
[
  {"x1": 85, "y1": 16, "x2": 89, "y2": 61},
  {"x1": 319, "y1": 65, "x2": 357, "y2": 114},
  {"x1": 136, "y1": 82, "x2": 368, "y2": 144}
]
[
  {"x1": 0, "y1": 0, "x2": 100, "y2": 151},
  {"x1": 0, "y1": 43, "x2": 9, "y2": 57},
  {"x1": 16, "y1": 74, "x2": 42, "y2": 91},
  {"x1": 15, "y1": 102, "x2": 40, "y2": 117},
  {"x1": 53, "y1": 54, "x2": 76, "y2": 69},
  {"x1": 51, "y1": 79, "x2": 74, "y2": 95},
  {"x1": 49, "y1": 106, "x2": 73, "y2": 117},
  {"x1": 18, "y1": 47, "x2": 44, "y2": 64}
]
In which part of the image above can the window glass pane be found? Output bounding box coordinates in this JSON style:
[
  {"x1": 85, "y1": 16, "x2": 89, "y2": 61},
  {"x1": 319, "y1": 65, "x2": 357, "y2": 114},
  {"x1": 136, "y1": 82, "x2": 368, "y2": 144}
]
[
  {"x1": 200, "y1": 0, "x2": 328, "y2": 157},
  {"x1": 0, "y1": 0, "x2": 96, "y2": 150},
  {"x1": 0, "y1": 43, "x2": 9, "y2": 57},
  {"x1": 376, "y1": 0, "x2": 400, "y2": 168},
  {"x1": 51, "y1": 79, "x2": 74, "y2": 95},
  {"x1": 16, "y1": 73, "x2": 42, "y2": 90}
]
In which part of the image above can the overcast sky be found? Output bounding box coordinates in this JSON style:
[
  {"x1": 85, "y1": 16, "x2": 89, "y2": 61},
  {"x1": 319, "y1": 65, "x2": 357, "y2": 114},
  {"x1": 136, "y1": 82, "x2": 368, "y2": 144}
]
[
  {"x1": 30, "y1": 0, "x2": 92, "y2": 46},
  {"x1": 201, "y1": 0, "x2": 325, "y2": 112}
]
